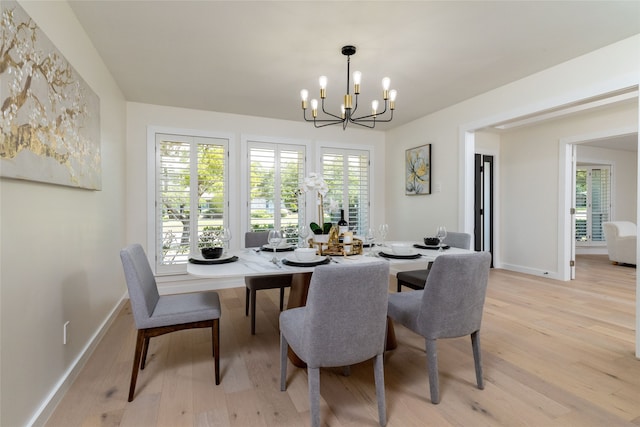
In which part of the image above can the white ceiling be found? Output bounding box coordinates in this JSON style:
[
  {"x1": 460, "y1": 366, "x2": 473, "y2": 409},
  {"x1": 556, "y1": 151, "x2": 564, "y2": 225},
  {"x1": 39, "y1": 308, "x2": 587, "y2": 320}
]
[
  {"x1": 581, "y1": 132, "x2": 638, "y2": 152},
  {"x1": 68, "y1": 1, "x2": 640, "y2": 130}
]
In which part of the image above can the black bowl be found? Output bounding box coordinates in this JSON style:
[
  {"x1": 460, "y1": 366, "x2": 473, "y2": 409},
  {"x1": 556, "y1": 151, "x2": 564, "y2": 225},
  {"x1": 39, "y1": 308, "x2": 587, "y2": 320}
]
[
  {"x1": 201, "y1": 247, "x2": 223, "y2": 259},
  {"x1": 424, "y1": 237, "x2": 440, "y2": 246}
]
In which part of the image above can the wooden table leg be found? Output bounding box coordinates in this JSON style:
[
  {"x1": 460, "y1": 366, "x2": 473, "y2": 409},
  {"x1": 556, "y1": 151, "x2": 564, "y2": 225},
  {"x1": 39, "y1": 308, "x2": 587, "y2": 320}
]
[{"x1": 386, "y1": 317, "x2": 397, "y2": 350}]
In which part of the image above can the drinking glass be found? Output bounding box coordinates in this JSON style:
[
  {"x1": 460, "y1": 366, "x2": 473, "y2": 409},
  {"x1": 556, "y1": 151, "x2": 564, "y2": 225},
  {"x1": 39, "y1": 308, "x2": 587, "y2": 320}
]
[
  {"x1": 436, "y1": 226, "x2": 447, "y2": 252},
  {"x1": 220, "y1": 227, "x2": 232, "y2": 254},
  {"x1": 267, "y1": 229, "x2": 282, "y2": 263},
  {"x1": 378, "y1": 223, "x2": 389, "y2": 247},
  {"x1": 365, "y1": 227, "x2": 376, "y2": 256},
  {"x1": 298, "y1": 225, "x2": 310, "y2": 248}
]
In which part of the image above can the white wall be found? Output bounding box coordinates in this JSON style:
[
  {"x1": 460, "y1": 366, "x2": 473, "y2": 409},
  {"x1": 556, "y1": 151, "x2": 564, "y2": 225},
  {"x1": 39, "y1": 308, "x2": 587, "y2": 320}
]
[
  {"x1": 125, "y1": 103, "x2": 386, "y2": 291},
  {"x1": 386, "y1": 35, "x2": 639, "y2": 274},
  {"x1": 0, "y1": 2, "x2": 127, "y2": 426},
  {"x1": 577, "y1": 144, "x2": 637, "y2": 223},
  {"x1": 499, "y1": 101, "x2": 637, "y2": 272}
]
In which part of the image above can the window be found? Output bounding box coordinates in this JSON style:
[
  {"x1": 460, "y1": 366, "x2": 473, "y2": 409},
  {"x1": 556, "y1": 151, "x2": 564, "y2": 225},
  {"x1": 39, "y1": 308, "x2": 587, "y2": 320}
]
[
  {"x1": 321, "y1": 147, "x2": 370, "y2": 235},
  {"x1": 247, "y1": 141, "x2": 305, "y2": 241},
  {"x1": 154, "y1": 133, "x2": 229, "y2": 273},
  {"x1": 575, "y1": 165, "x2": 610, "y2": 245}
]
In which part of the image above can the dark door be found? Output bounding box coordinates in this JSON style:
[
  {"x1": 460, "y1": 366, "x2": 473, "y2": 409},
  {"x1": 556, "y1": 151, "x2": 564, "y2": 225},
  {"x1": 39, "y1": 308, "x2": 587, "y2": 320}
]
[{"x1": 474, "y1": 154, "x2": 494, "y2": 265}]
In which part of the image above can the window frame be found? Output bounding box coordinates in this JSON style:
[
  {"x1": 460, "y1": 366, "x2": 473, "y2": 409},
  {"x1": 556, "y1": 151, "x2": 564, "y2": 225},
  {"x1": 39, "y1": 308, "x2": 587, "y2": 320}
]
[
  {"x1": 240, "y1": 135, "x2": 311, "y2": 241},
  {"x1": 318, "y1": 144, "x2": 373, "y2": 236},
  {"x1": 147, "y1": 127, "x2": 234, "y2": 275},
  {"x1": 575, "y1": 163, "x2": 612, "y2": 247}
]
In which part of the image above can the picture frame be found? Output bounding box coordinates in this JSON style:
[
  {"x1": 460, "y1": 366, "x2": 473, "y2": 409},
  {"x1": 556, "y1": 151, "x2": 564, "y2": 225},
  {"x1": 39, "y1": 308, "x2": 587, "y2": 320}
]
[{"x1": 405, "y1": 144, "x2": 431, "y2": 195}]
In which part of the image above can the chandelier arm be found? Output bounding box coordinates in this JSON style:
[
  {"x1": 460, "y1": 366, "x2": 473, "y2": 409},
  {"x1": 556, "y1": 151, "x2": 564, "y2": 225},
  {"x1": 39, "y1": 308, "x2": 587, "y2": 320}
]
[
  {"x1": 314, "y1": 119, "x2": 348, "y2": 128},
  {"x1": 347, "y1": 119, "x2": 376, "y2": 129},
  {"x1": 350, "y1": 99, "x2": 390, "y2": 121},
  {"x1": 320, "y1": 98, "x2": 344, "y2": 120},
  {"x1": 303, "y1": 111, "x2": 344, "y2": 126},
  {"x1": 352, "y1": 109, "x2": 394, "y2": 124}
]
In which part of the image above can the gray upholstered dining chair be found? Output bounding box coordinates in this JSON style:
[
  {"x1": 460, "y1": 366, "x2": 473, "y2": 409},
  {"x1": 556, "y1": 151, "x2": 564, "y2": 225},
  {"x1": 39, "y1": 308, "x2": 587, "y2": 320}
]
[
  {"x1": 120, "y1": 244, "x2": 221, "y2": 402},
  {"x1": 396, "y1": 231, "x2": 472, "y2": 292},
  {"x1": 387, "y1": 252, "x2": 491, "y2": 404},
  {"x1": 244, "y1": 231, "x2": 293, "y2": 334},
  {"x1": 279, "y1": 262, "x2": 390, "y2": 427}
]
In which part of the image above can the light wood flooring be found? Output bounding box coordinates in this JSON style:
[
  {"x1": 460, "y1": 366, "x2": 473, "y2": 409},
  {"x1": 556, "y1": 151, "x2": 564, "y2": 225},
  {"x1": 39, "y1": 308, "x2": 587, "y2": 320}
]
[{"x1": 45, "y1": 255, "x2": 639, "y2": 426}]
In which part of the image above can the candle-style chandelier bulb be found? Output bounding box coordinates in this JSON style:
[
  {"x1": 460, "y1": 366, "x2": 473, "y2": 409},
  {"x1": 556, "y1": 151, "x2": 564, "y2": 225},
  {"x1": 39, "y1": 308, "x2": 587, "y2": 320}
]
[
  {"x1": 389, "y1": 89, "x2": 397, "y2": 110},
  {"x1": 319, "y1": 76, "x2": 327, "y2": 99},
  {"x1": 299, "y1": 45, "x2": 396, "y2": 129},
  {"x1": 353, "y1": 71, "x2": 362, "y2": 94},
  {"x1": 371, "y1": 100, "x2": 379, "y2": 115}
]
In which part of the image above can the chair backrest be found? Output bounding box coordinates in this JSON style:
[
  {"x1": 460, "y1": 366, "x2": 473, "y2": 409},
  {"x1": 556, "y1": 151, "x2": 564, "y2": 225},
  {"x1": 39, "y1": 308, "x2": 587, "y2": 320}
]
[
  {"x1": 603, "y1": 221, "x2": 636, "y2": 239},
  {"x1": 417, "y1": 252, "x2": 491, "y2": 339},
  {"x1": 245, "y1": 231, "x2": 269, "y2": 248},
  {"x1": 120, "y1": 244, "x2": 160, "y2": 329},
  {"x1": 443, "y1": 231, "x2": 472, "y2": 249},
  {"x1": 301, "y1": 262, "x2": 390, "y2": 368}
]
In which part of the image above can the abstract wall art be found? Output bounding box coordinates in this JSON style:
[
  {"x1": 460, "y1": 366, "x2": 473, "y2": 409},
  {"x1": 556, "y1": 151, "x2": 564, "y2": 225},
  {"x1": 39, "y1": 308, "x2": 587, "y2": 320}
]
[
  {"x1": 0, "y1": 0, "x2": 101, "y2": 190},
  {"x1": 405, "y1": 144, "x2": 431, "y2": 195}
]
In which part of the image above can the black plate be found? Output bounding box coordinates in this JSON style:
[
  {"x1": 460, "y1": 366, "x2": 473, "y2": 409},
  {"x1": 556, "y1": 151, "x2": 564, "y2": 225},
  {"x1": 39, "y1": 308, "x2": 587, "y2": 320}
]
[
  {"x1": 188, "y1": 255, "x2": 239, "y2": 265},
  {"x1": 378, "y1": 252, "x2": 422, "y2": 259},
  {"x1": 281, "y1": 257, "x2": 331, "y2": 267},
  {"x1": 261, "y1": 245, "x2": 295, "y2": 252},
  {"x1": 413, "y1": 244, "x2": 450, "y2": 250}
]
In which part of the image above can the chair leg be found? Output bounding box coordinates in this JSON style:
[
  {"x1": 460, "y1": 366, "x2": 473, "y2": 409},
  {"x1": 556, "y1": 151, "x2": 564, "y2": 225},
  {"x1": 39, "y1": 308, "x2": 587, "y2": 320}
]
[
  {"x1": 373, "y1": 353, "x2": 387, "y2": 426},
  {"x1": 397, "y1": 280, "x2": 403, "y2": 292},
  {"x1": 471, "y1": 330, "x2": 484, "y2": 390},
  {"x1": 279, "y1": 286, "x2": 285, "y2": 311},
  {"x1": 140, "y1": 337, "x2": 151, "y2": 369},
  {"x1": 250, "y1": 289, "x2": 257, "y2": 335},
  {"x1": 128, "y1": 329, "x2": 146, "y2": 402},
  {"x1": 245, "y1": 288, "x2": 250, "y2": 316},
  {"x1": 308, "y1": 366, "x2": 321, "y2": 427},
  {"x1": 213, "y1": 318, "x2": 220, "y2": 385},
  {"x1": 280, "y1": 333, "x2": 288, "y2": 391},
  {"x1": 425, "y1": 338, "x2": 440, "y2": 404}
]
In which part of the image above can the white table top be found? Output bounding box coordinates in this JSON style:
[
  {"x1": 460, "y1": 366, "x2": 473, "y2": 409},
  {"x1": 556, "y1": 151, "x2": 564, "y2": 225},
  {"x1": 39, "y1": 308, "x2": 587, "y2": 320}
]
[{"x1": 187, "y1": 242, "x2": 472, "y2": 279}]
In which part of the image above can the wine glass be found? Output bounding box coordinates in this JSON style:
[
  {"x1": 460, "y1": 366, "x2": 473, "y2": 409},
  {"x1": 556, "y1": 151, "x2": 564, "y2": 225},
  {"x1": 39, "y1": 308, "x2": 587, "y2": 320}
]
[
  {"x1": 220, "y1": 227, "x2": 232, "y2": 254},
  {"x1": 298, "y1": 225, "x2": 310, "y2": 248},
  {"x1": 378, "y1": 223, "x2": 389, "y2": 247},
  {"x1": 267, "y1": 229, "x2": 282, "y2": 263},
  {"x1": 365, "y1": 227, "x2": 376, "y2": 256},
  {"x1": 436, "y1": 226, "x2": 447, "y2": 252}
]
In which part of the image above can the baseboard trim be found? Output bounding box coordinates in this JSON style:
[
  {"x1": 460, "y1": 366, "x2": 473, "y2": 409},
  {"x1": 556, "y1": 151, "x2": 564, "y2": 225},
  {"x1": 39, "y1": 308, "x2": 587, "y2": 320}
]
[
  {"x1": 499, "y1": 263, "x2": 562, "y2": 280},
  {"x1": 28, "y1": 293, "x2": 128, "y2": 427}
]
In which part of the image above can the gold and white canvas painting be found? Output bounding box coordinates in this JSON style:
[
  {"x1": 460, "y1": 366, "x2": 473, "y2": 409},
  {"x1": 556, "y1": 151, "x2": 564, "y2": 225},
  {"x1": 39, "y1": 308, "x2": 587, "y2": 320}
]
[
  {"x1": 0, "y1": 0, "x2": 101, "y2": 190},
  {"x1": 405, "y1": 144, "x2": 431, "y2": 195}
]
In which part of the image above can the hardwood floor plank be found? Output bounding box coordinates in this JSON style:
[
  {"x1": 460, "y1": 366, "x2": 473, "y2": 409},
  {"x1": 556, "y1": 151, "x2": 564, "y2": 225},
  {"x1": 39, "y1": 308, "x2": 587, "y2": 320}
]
[{"x1": 44, "y1": 255, "x2": 639, "y2": 426}]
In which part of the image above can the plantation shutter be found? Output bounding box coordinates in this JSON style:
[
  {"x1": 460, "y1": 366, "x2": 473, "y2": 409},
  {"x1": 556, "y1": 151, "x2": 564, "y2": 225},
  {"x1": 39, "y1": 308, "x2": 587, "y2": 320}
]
[
  {"x1": 575, "y1": 165, "x2": 610, "y2": 244},
  {"x1": 320, "y1": 148, "x2": 370, "y2": 236},
  {"x1": 156, "y1": 134, "x2": 228, "y2": 273},
  {"x1": 248, "y1": 142, "x2": 305, "y2": 237}
]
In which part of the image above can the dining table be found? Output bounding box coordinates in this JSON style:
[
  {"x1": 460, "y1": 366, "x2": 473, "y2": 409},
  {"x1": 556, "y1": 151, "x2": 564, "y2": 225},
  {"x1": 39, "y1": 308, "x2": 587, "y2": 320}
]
[{"x1": 187, "y1": 241, "x2": 473, "y2": 367}]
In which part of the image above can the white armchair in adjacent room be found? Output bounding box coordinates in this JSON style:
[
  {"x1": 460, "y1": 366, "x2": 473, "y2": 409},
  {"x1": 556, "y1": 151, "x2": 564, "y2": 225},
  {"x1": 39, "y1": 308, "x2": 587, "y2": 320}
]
[{"x1": 602, "y1": 221, "x2": 637, "y2": 265}]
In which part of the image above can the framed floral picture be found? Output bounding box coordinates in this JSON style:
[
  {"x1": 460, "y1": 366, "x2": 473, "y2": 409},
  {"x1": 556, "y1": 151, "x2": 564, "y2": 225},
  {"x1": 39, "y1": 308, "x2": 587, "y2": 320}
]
[{"x1": 405, "y1": 144, "x2": 431, "y2": 195}]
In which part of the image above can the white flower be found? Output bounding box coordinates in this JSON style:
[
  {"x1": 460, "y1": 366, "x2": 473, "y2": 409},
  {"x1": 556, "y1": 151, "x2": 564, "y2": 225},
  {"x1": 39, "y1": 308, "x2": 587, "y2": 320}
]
[{"x1": 301, "y1": 172, "x2": 328, "y2": 197}]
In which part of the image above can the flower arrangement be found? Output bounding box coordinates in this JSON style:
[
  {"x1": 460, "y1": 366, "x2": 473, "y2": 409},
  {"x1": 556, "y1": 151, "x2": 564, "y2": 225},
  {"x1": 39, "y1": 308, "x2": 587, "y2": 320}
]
[{"x1": 299, "y1": 172, "x2": 332, "y2": 234}]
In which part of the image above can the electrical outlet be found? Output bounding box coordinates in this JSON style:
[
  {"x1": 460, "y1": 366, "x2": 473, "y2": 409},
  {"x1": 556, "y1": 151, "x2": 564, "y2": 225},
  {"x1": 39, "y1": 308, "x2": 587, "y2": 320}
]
[{"x1": 63, "y1": 321, "x2": 70, "y2": 345}]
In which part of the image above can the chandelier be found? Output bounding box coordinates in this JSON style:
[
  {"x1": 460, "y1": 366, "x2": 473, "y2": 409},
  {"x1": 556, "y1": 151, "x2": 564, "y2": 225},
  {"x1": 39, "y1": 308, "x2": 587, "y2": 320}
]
[{"x1": 300, "y1": 45, "x2": 397, "y2": 130}]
